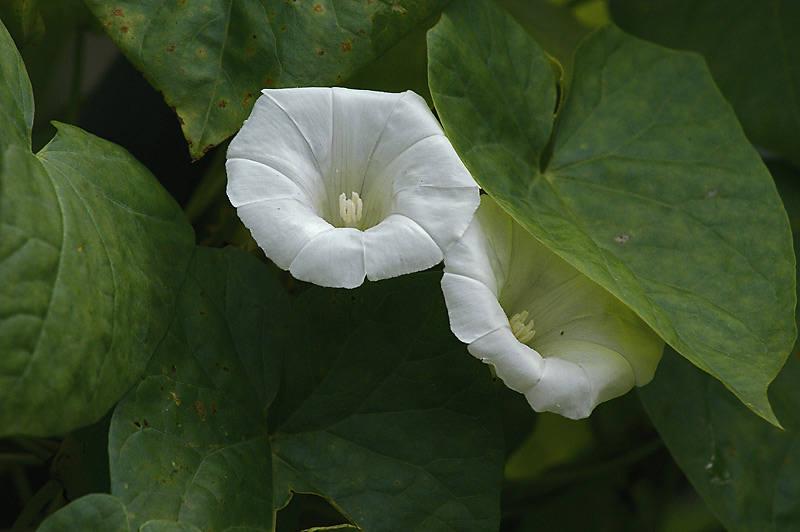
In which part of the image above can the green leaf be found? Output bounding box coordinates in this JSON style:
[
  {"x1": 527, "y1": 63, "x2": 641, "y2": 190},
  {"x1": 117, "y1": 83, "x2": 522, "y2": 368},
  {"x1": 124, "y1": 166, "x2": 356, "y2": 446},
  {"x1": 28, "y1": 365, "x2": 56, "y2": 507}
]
[
  {"x1": 270, "y1": 272, "x2": 504, "y2": 532},
  {"x1": 109, "y1": 246, "x2": 288, "y2": 531},
  {"x1": 639, "y1": 348, "x2": 800, "y2": 532},
  {"x1": 0, "y1": 17, "x2": 33, "y2": 155},
  {"x1": 0, "y1": 0, "x2": 45, "y2": 46},
  {"x1": 82, "y1": 0, "x2": 452, "y2": 160},
  {"x1": 609, "y1": 0, "x2": 800, "y2": 168},
  {"x1": 139, "y1": 521, "x2": 204, "y2": 532},
  {"x1": 427, "y1": 0, "x2": 796, "y2": 425},
  {"x1": 0, "y1": 20, "x2": 195, "y2": 437},
  {"x1": 37, "y1": 494, "x2": 131, "y2": 532}
]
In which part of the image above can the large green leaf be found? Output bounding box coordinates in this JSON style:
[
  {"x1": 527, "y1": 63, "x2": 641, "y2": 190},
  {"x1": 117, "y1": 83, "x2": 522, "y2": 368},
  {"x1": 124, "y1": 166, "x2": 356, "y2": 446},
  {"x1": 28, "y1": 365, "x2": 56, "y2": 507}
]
[
  {"x1": 270, "y1": 273, "x2": 504, "y2": 532},
  {"x1": 109, "y1": 246, "x2": 287, "y2": 531},
  {"x1": 0, "y1": 19, "x2": 195, "y2": 437},
  {"x1": 639, "y1": 348, "x2": 800, "y2": 532},
  {"x1": 82, "y1": 0, "x2": 452, "y2": 159},
  {"x1": 609, "y1": 0, "x2": 800, "y2": 168},
  {"x1": 108, "y1": 248, "x2": 503, "y2": 531},
  {"x1": 427, "y1": 0, "x2": 795, "y2": 425}
]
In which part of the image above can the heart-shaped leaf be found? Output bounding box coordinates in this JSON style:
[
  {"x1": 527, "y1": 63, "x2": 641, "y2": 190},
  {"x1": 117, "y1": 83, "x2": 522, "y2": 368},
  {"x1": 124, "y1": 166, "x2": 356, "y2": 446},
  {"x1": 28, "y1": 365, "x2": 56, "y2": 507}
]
[{"x1": 427, "y1": 0, "x2": 795, "y2": 425}]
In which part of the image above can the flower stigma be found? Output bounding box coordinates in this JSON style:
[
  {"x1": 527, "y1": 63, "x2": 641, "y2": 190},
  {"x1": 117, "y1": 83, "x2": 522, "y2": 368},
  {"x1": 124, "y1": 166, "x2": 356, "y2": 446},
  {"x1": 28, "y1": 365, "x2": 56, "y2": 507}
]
[
  {"x1": 509, "y1": 311, "x2": 535, "y2": 344},
  {"x1": 339, "y1": 191, "x2": 363, "y2": 227}
]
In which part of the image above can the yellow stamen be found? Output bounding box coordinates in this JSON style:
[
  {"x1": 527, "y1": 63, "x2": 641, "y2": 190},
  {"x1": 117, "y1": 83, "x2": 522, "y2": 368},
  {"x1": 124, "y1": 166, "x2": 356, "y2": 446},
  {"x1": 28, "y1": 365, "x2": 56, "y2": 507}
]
[
  {"x1": 509, "y1": 311, "x2": 535, "y2": 344},
  {"x1": 338, "y1": 191, "x2": 363, "y2": 226}
]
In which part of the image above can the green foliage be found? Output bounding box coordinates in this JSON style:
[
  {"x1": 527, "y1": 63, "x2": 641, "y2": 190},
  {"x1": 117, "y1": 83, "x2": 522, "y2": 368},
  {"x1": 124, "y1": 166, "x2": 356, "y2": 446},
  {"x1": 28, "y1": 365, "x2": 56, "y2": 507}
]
[
  {"x1": 639, "y1": 349, "x2": 800, "y2": 532},
  {"x1": 1, "y1": 0, "x2": 799, "y2": 530},
  {"x1": 609, "y1": 0, "x2": 800, "y2": 168},
  {"x1": 0, "y1": 19, "x2": 195, "y2": 437},
  {"x1": 82, "y1": 0, "x2": 452, "y2": 159},
  {"x1": 271, "y1": 273, "x2": 504, "y2": 531},
  {"x1": 427, "y1": 0, "x2": 796, "y2": 425}
]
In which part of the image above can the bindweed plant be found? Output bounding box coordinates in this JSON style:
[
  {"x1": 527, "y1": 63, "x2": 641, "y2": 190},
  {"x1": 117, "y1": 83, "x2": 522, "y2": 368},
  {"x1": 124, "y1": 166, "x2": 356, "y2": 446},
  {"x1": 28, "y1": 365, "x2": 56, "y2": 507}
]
[{"x1": 0, "y1": 0, "x2": 798, "y2": 531}]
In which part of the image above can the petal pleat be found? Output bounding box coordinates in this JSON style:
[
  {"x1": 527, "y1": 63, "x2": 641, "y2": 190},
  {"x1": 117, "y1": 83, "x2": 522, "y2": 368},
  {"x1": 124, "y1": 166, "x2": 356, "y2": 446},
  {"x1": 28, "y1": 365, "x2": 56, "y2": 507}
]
[
  {"x1": 441, "y1": 272, "x2": 510, "y2": 343},
  {"x1": 467, "y1": 328, "x2": 545, "y2": 392},
  {"x1": 524, "y1": 342, "x2": 636, "y2": 419},
  {"x1": 289, "y1": 227, "x2": 366, "y2": 289},
  {"x1": 236, "y1": 198, "x2": 331, "y2": 270},
  {"x1": 363, "y1": 214, "x2": 442, "y2": 281},
  {"x1": 226, "y1": 158, "x2": 310, "y2": 206}
]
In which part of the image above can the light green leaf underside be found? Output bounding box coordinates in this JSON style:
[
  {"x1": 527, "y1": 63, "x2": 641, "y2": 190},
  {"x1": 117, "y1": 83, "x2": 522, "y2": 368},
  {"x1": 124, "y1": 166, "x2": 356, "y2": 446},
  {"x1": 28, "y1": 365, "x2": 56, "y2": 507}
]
[
  {"x1": 427, "y1": 0, "x2": 795, "y2": 425},
  {"x1": 609, "y1": 0, "x2": 800, "y2": 168},
  {"x1": 270, "y1": 273, "x2": 504, "y2": 532},
  {"x1": 1, "y1": 17, "x2": 195, "y2": 438},
  {"x1": 639, "y1": 349, "x2": 800, "y2": 532},
  {"x1": 82, "y1": 0, "x2": 452, "y2": 159}
]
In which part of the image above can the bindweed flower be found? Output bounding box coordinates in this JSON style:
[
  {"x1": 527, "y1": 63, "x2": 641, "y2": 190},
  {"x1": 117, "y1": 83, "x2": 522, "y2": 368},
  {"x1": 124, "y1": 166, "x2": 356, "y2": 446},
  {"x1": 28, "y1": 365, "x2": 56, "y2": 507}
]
[
  {"x1": 226, "y1": 88, "x2": 480, "y2": 288},
  {"x1": 441, "y1": 196, "x2": 664, "y2": 419}
]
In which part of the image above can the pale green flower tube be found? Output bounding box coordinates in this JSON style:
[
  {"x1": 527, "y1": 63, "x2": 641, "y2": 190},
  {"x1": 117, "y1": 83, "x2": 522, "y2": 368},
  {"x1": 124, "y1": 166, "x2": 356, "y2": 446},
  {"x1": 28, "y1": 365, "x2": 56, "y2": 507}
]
[
  {"x1": 226, "y1": 87, "x2": 480, "y2": 288},
  {"x1": 442, "y1": 196, "x2": 664, "y2": 418}
]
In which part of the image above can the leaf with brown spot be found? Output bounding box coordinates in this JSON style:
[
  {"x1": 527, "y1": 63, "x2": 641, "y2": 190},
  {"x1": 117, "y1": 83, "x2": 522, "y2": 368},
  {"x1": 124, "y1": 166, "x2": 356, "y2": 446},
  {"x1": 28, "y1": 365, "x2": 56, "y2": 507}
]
[{"x1": 83, "y1": 0, "x2": 451, "y2": 159}]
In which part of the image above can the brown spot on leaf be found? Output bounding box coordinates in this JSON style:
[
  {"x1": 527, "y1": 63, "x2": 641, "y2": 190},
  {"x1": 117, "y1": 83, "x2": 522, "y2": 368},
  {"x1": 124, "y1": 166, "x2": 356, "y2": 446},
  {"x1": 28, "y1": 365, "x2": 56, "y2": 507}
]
[
  {"x1": 166, "y1": 43, "x2": 175, "y2": 52},
  {"x1": 313, "y1": 4, "x2": 324, "y2": 12},
  {"x1": 218, "y1": 99, "x2": 227, "y2": 108},
  {"x1": 193, "y1": 401, "x2": 207, "y2": 421},
  {"x1": 171, "y1": 391, "x2": 181, "y2": 405},
  {"x1": 198, "y1": 48, "x2": 206, "y2": 57},
  {"x1": 342, "y1": 42, "x2": 352, "y2": 52},
  {"x1": 316, "y1": 48, "x2": 325, "y2": 56},
  {"x1": 133, "y1": 421, "x2": 141, "y2": 428},
  {"x1": 203, "y1": 144, "x2": 214, "y2": 155},
  {"x1": 243, "y1": 92, "x2": 252, "y2": 106},
  {"x1": 170, "y1": 364, "x2": 177, "y2": 373},
  {"x1": 265, "y1": 77, "x2": 274, "y2": 86},
  {"x1": 112, "y1": 9, "x2": 123, "y2": 16},
  {"x1": 120, "y1": 26, "x2": 129, "y2": 33}
]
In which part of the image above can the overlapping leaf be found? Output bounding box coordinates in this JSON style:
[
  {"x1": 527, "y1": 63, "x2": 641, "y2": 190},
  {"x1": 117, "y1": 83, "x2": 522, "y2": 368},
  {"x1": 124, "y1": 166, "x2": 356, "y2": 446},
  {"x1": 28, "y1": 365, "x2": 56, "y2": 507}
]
[
  {"x1": 639, "y1": 349, "x2": 800, "y2": 532},
  {"x1": 82, "y1": 0, "x2": 451, "y2": 159},
  {"x1": 427, "y1": 0, "x2": 795, "y2": 425},
  {"x1": 0, "y1": 19, "x2": 194, "y2": 437}
]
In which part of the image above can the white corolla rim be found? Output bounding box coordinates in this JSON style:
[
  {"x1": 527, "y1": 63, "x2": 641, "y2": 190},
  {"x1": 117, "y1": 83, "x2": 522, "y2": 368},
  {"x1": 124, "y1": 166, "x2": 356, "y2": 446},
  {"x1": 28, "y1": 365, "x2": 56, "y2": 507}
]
[
  {"x1": 226, "y1": 87, "x2": 480, "y2": 288},
  {"x1": 441, "y1": 196, "x2": 664, "y2": 419}
]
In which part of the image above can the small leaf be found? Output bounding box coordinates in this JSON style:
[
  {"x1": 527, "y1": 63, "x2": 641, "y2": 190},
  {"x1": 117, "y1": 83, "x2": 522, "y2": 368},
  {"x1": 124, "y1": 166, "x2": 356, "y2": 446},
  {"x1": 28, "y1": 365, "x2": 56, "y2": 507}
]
[
  {"x1": 37, "y1": 494, "x2": 131, "y2": 532},
  {"x1": 609, "y1": 0, "x2": 800, "y2": 167},
  {"x1": 427, "y1": 0, "x2": 795, "y2": 425},
  {"x1": 82, "y1": 0, "x2": 452, "y2": 159},
  {"x1": 109, "y1": 247, "x2": 289, "y2": 531},
  {"x1": 270, "y1": 272, "x2": 504, "y2": 532}
]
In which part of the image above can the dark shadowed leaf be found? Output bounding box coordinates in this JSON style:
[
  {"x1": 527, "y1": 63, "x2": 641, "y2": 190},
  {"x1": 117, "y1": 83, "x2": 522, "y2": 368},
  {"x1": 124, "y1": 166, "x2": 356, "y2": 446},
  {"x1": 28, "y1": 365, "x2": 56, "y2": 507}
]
[
  {"x1": 427, "y1": 0, "x2": 795, "y2": 425},
  {"x1": 609, "y1": 0, "x2": 800, "y2": 168},
  {"x1": 108, "y1": 247, "x2": 288, "y2": 531},
  {"x1": 270, "y1": 272, "x2": 505, "y2": 532},
  {"x1": 639, "y1": 348, "x2": 800, "y2": 532}
]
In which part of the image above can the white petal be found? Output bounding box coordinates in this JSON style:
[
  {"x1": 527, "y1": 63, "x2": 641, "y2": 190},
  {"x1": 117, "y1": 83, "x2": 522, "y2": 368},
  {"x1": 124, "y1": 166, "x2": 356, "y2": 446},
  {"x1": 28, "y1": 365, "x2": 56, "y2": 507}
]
[
  {"x1": 227, "y1": 89, "x2": 331, "y2": 204},
  {"x1": 363, "y1": 214, "x2": 442, "y2": 281},
  {"x1": 226, "y1": 158, "x2": 309, "y2": 206},
  {"x1": 524, "y1": 342, "x2": 636, "y2": 419},
  {"x1": 236, "y1": 198, "x2": 331, "y2": 270},
  {"x1": 467, "y1": 327, "x2": 545, "y2": 392},
  {"x1": 289, "y1": 228, "x2": 366, "y2": 289},
  {"x1": 441, "y1": 272, "x2": 509, "y2": 343}
]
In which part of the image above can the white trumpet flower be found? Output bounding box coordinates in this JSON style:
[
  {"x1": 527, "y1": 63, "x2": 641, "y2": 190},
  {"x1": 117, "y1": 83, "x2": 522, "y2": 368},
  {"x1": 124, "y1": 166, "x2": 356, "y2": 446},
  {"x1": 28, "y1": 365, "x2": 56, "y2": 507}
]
[
  {"x1": 441, "y1": 196, "x2": 664, "y2": 419},
  {"x1": 226, "y1": 88, "x2": 480, "y2": 288}
]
